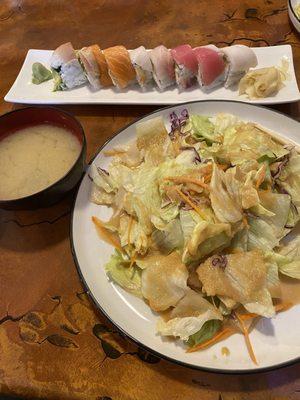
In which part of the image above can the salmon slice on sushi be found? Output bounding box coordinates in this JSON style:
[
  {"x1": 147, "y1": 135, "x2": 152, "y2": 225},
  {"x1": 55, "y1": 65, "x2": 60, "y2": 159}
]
[
  {"x1": 129, "y1": 46, "x2": 153, "y2": 89},
  {"x1": 193, "y1": 47, "x2": 226, "y2": 89},
  {"x1": 90, "y1": 45, "x2": 113, "y2": 87},
  {"x1": 171, "y1": 44, "x2": 198, "y2": 89},
  {"x1": 221, "y1": 45, "x2": 258, "y2": 87},
  {"x1": 50, "y1": 42, "x2": 87, "y2": 90},
  {"x1": 103, "y1": 45, "x2": 136, "y2": 89},
  {"x1": 150, "y1": 45, "x2": 175, "y2": 90}
]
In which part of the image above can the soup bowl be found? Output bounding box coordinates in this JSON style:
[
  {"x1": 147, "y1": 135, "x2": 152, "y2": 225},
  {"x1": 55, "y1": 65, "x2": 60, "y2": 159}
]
[{"x1": 0, "y1": 106, "x2": 86, "y2": 210}]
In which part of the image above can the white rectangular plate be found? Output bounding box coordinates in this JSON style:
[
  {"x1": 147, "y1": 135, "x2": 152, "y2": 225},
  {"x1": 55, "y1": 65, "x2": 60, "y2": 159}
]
[{"x1": 5, "y1": 45, "x2": 300, "y2": 105}]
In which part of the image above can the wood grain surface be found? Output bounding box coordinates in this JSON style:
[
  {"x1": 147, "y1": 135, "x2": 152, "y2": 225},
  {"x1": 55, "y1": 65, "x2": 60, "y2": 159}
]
[{"x1": 0, "y1": 1, "x2": 300, "y2": 399}]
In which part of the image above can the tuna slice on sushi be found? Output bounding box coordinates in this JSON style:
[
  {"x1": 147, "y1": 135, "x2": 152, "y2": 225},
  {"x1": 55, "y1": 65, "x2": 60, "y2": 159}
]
[
  {"x1": 129, "y1": 46, "x2": 153, "y2": 89},
  {"x1": 221, "y1": 45, "x2": 258, "y2": 88},
  {"x1": 171, "y1": 44, "x2": 198, "y2": 89},
  {"x1": 150, "y1": 45, "x2": 175, "y2": 90},
  {"x1": 193, "y1": 47, "x2": 226, "y2": 89}
]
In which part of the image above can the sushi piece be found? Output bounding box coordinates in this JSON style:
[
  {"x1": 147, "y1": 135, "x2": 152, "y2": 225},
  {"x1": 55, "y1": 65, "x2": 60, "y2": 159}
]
[
  {"x1": 129, "y1": 46, "x2": 153, "y2": 89},
  {"x1": 50, "y1": 42, "x2": 87, "y2": 90},
  {"x1": 90, "y1": 45, "x2": 113, "y2": 87},
  {"x1": 193, "y1": 47, "x2": 226, "y2": 89},
  {"x1": 103, "y1": 45, "x2": 136, "y2": 89},
  {"x1": 221, "y1": 45, "x2": 258, "y2": 88},
  {"x1": 171, "y1": 44, "x2": 198, "y2": 89},
  {"x1": 150, "y1": 45, "x2": 175, "y2": 90},
  {"x1": 50, "y1": 42, "x2": 76, "y2": 69},
  {"x1": 78, "y1": 45, "x2": 113, "y2": 89},
  {"x1": 193, "y1": 44, "x2": 219, "y2": 52},
  {"x1": 78, "y1": 46, "x2": 102, "y2": 89}
]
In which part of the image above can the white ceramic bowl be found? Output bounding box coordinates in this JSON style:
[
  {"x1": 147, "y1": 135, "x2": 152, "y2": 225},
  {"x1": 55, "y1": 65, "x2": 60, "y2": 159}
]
[
  {"x1": 288, "y1": 0, "x2": 300, "y2": 33},
  {"x1": 71, "y1": 100, "x2": 300, "y2": 373}
]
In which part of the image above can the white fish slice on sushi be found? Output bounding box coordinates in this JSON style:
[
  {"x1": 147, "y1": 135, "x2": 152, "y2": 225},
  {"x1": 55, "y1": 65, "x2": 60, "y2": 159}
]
[
  {"x1": 129, "y1": 46, "x2": 153, "y2": 89},
  {"x1": 78, "y1": 46, "x2": 102, "y2": 89},
  {"x1": 50, "y1": 42, "x2": 87, "y2": 90},
  {"x1": 150, "y1": 45, "x2": 176, "y2": 90},
  {"x1": 221, "y1": 45, "x2": 258, "y2": 88}
]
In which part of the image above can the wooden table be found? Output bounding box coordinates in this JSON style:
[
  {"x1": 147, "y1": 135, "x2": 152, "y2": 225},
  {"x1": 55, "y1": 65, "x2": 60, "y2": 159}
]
[{"x1": 0, "y1": 1, "x2": 300, "y2": 399}]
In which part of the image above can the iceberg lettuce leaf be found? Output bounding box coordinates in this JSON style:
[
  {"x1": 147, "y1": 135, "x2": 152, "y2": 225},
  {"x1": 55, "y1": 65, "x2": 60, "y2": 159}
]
[
  {"x1": 243, "y1": 288, "x2": 275, "y2": 317},
  {"x1": 228, "y1": 228, "x2": 248, "y2": 252},
  {"x1": 190, "y1": 115, "x2": 221, "y2": 144},
  {"x1": 266, "y1": 260, "x2": 281, "y2": 298},
  {"x1": 186, "y1": 319, "x2": 222, "y2": 347},
  {"x1": 157, "y1": 289, "x2": 222, "y2": 340},
  {"x1": 105, "y1": 250, "x2": 142, "y2": 297},
  {"x1": 152, "y1": 219, "x2": 184, "y2": 254},
  {"x1": 187, "y1": 221, "x2": 231, "y2": 257},
  {"x1": 180, "y1": 209, "x2": 232, "y2": 263},
  {"x1": 222, "y1": 123, "x2": 288, "y2": 165},
  {"x1": 279, "y1": 260, "x2": 300, "y2": 279},
  {"x1": 277, "y1": 150, "x2": 300, "y2": 207},
  {"x1": 141, "y1": 252, "x2": 189, "y2": 311},
  {"x1": 197, "y1": 250, "x2": 275, "y2": 317},
  {"x1": 248, "y1": 217, "x2": 279, "y2": 251},
  {"x1": 136, "y1": 116, "x2": 170, "y2": 166},
  {"x1": 275, "y1": 235, "x2": 300, "y2": 279},
  {"x1": 250, "y1": 191, "x2": 291, "y2": 239},
  {"x1": 90, "y1": 186, "x2": 115, "y2": 205},
  {"x1": 210, "y1": 164, "x2": 243, "y2": 223},
  {"x1": 213, "y1": 113, "x2": 239, "y2": 134},
  {"x1": 183, "y1": 230, "x2": 231, "y2": 264}
]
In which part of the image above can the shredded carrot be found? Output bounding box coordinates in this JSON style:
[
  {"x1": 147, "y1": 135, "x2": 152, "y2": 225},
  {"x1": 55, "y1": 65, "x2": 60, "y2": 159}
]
[
  {"x1": 104, "y1": 149, "x2": 126, "y2": 157},
  {"x1": 230, "y1": 303, "x2": 293, "y2": 360},
  {"x1": 127, "y1": 215, "x2": 134, "y2": 245},
  {"x1": 242, "y1": 215, "x2": 249, "y2": 229},
  {"x1": 235, "y1": 312, "x2": 258, "y2": 365},
  {"x1": 203, "y1": 162, "x2": 229, "y2": 181},
  {"x1": 202, "y1": 164, "x2": 228, "y2": 184},
  {"x1": 238, "y1": 312, "x2": 259, "y2": 321},
  {"x1": 201, "y1": 164, "x2": 213, "y2": 175},
  {"x1": 168, "y1": 294, "x2": 290, "y2": 358},
  {"x1": 164, "y1": 176, "x2": 208, "y2": 189},
  {"x1": 275, "y1": 302, "x2": 293, "y2": 312},
  {"x1": 174, "y1": 187, "x2": 207, "y2": 220},
  {"x1": 186, "y1": 327, "x2": 235, "y2": 353},
  {"x1": 255, "y1": 164, "x2": 266, "y2": 189},
  {"x1": 92, "y1": 216, "x2": 123, "y2": 252},
  {"x1": 203, "y1": 174, "x2": 212, "y2": 183}
]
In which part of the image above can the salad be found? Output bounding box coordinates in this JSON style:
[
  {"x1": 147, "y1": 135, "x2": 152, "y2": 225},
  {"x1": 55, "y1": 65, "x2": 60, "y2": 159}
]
[
  {"x1": 295, "y1": 3, "x2": 300, "y2": 19},
  {"x1": 90, "y1": 109, "x2": 300, "y2": 364}
]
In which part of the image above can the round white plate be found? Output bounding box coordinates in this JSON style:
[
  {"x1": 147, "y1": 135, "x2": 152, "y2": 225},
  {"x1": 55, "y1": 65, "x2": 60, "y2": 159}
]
[{"x1": 71, "y1": 100, "x2": 300, "y2": 373}]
